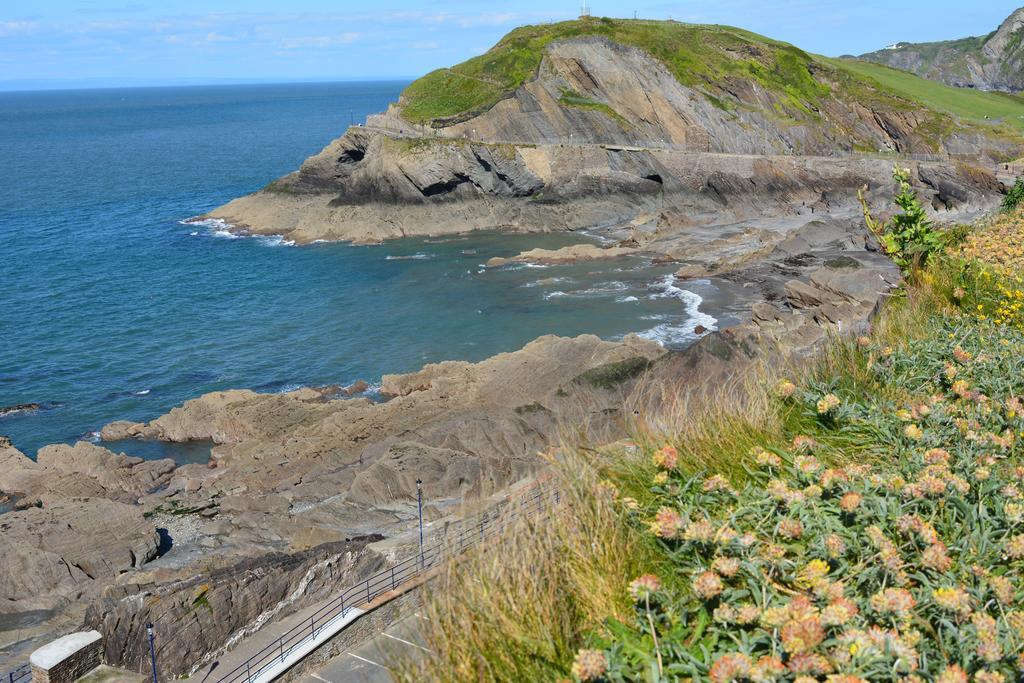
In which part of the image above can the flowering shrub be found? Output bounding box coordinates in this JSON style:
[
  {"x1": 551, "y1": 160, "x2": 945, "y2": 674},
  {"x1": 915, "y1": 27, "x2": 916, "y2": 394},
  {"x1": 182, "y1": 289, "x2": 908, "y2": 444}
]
[
  {"x1": 570, "y1": 318, "x2": 1024, "y2": 682},
  {"x1": 955, "y1": 211, "x2": 1024, "y2": 331}
]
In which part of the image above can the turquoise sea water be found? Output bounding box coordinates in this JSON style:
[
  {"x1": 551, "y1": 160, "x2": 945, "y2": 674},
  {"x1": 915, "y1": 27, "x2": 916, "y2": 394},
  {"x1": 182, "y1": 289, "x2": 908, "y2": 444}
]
[{"x1": 0, "y1": 82, "x2": 724, "y2": 460}]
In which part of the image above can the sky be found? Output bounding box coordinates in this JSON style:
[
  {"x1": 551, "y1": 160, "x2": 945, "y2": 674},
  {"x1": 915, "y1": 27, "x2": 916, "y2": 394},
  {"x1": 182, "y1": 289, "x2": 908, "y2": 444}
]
[{"x1": 1, "y1": 1, "x2": 1021, "y2": 89}]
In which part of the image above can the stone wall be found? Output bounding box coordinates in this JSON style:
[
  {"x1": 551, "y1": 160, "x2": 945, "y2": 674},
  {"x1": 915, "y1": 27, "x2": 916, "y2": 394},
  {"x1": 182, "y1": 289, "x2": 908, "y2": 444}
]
[{"x1": 29, "y1": 632, "x2": 102, "y2": 683}]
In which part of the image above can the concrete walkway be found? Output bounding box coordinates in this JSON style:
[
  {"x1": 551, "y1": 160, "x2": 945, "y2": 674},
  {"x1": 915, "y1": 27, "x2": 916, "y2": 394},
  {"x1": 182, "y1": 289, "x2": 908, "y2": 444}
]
[{"x1": 296, "y1": 613, "x2": 430, "y2": 683}]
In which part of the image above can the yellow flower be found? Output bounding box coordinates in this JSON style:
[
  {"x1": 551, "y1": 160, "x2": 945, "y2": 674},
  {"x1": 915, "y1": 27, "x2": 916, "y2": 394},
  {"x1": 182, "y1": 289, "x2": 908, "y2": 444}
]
[
  {"x1": 932, "y1": 586, "x2": 972, "y2": 614},
  {"x1": 571, "y1": 649, "x2": 607, "y2": 681},
  {"x1": 795, "y1": 559, "x2": 830, "y2": 589},
  {"x1": 816, "y1": 393, "x2": 841, "y2": 414},
  {"x1": 776, "y1": 379, "x2": 797, "y2": 398},
  {"x1": 903, "y1": 424, "x2": 924, "y2": 441}
]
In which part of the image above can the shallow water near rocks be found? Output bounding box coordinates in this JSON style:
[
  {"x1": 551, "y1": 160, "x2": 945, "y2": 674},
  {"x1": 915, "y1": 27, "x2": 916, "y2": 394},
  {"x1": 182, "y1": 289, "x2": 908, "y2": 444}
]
[{"x1": 1, "y1": 82, "x2": 733, "y2": 462}]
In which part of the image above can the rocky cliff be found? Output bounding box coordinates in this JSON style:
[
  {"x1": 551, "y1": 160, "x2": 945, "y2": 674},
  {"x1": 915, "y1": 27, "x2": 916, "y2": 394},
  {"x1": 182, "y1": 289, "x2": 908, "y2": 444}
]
[
  {"x1": 208, "y1": 19, "x2": 1021, "y2": 245},
  {"x1": 859, "y1": 8, "x2": 1024, "y2": 92}
]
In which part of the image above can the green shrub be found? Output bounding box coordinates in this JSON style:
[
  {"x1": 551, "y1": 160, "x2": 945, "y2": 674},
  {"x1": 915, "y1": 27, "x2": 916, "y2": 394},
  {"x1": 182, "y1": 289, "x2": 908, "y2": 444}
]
[
  {"x1": 861, "y1": 165, "x2": 942, "y2": 273},
  {"x1": 1002, "y1": 177, "x2": 1024, "y2": 212}
]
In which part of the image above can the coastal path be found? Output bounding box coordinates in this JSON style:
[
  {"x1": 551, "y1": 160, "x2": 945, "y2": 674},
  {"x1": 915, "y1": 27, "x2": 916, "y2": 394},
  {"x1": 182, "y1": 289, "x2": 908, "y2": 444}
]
[{"x1": 192, "y1": 481, "x2": 556, "y2": 683}]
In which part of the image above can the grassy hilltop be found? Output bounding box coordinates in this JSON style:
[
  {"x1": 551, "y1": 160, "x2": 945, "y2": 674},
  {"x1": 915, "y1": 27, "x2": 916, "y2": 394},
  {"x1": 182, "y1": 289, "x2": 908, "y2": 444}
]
[
  {"x1": 398, "y1": 16, "x2": 1024, "y2": 140},
  {"x1": 857, "y1": 9, "x2": 1024, "y2": 95}
]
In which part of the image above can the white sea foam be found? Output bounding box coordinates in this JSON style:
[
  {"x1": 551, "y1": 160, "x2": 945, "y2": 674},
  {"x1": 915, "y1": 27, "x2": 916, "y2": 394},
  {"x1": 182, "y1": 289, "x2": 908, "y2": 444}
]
[
  {"x1": 639, "y1": 274, "x2": 718, "y2": 346},
  {"x1": 132, "y1": 389, "x2": 151, "y2": 396},
  {"x1": 522, "y1": 277, "x2": 573, "y2": 288},
  {"x1": 183, "y1": 217, "x2": 294, "y2": 246},
  {"x1": 256, "y1": 235, "x2": 296, "y2": 247},
  {"x1": 579, "y1": 281, "x2": 629, "y2": 296},
  {"x1": 617, "y1": 295, "x2": 639, "y2": 303},
  {"x1": 501, "y1": 262, "x2": 550, "y2": 271},
  {"x1": 385, "y1": 252, "x2": 434, "y2": 260},
  {"x1": 542, "y1": 281, "x2": 630, "y2": 299},
  {"x1": 543, "y1": 291, "x2": 569, "y2": 300}
]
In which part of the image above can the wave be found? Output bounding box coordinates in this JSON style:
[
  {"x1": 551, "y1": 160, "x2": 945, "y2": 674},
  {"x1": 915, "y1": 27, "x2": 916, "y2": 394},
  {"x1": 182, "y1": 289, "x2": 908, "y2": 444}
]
[
  {"x1": 423, "y1": 237, "x2": 469, "y2": 244},
  {"x1": 255, "y1": 235, "x2": 296, "y2": 247},
  {"x1": 638, "y1": 275, "x2": 718, "y2": 347},
  {"x1": 617, "y1": 295, "x2": 639, "y2": 303},
  {"x1": 500, "y1": 262, "x2": 551, "y2": 271},
  {"x1": 522, "y1": 277, "x2": 574, "y2": 289},
  {"x1": 133, "y1": 389, "x2": 151, "y2": 396},
  {"x1": 181, "y1": 217, "x2": 294, "y2": 247},
  {"x1": 385, "y1": 252, "x2": 434, "y2": 261},
  {"x1": 542, "y1": 281, "x2": 631, "y2": 300}
]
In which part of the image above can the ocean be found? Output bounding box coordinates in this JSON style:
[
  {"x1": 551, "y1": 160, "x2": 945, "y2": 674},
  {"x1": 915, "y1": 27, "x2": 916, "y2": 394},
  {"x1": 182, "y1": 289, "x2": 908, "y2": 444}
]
[{"x1": 0, "y1": 81, "x2": 726, "y2": 461}]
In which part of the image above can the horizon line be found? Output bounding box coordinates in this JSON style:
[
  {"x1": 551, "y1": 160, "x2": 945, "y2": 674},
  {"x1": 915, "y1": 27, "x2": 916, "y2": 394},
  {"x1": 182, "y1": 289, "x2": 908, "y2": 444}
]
[{"x1": 0, "y1": 76, "x2": 415, "y2": 94}]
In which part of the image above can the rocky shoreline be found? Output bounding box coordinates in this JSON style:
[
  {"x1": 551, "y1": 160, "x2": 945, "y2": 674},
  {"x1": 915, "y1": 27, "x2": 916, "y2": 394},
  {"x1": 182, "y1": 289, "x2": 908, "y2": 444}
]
[
  {"x1": 0, "y1": 199, "x2": 924, "y2": 674},
  {"x1": 3, "y1": 23, "x2": 1021, "y2": 677}
]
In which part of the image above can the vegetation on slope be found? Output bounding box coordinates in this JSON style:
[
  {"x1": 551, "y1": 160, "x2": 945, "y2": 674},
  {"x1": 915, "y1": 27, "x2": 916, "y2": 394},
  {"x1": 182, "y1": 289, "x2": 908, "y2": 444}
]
[
  {"x1": 398, "y1": 182, "x2": 1024, "y2": 681},
  {"x1": 399, "y1": 18, "x2": 830, "y2": 124},
  {"x1": 398, "y1": 15, "x2": 1024, "y2": 147},
  {"x1": 831, "y1": 58, "x2": 1024, "y2": 134},
  {"x1": 856, "y1": 8, "x2": 1024, "y2": 94},
  {"x1": 860, "y1": 34, "x2": 992, "y2": 80}
]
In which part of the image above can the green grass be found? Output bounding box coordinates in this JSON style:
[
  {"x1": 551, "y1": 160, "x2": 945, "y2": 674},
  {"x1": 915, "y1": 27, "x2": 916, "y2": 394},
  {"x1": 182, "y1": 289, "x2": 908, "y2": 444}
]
[
  {"x1": 399, "y1": 18, "x2": 834, "y2": 125},
  {"x1": 830, "y1": 57, "x2": 1024, "y2": 133},
  {"x1": 396, "y1": 15, "x2": 1024, "y2": 159},
  {"x1": 558, "y1": 89, "x2": 632, "y2": 128}
]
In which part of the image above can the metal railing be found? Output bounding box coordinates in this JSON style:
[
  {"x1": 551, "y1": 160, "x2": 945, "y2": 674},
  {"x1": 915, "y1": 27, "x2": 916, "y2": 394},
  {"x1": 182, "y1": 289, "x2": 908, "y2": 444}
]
[
  {"x1": 3, "y1": 664, "x2": 29, "y2": 683},
  {"x1": 213, "y1": 484, "x2": 557, "y2": 683}
]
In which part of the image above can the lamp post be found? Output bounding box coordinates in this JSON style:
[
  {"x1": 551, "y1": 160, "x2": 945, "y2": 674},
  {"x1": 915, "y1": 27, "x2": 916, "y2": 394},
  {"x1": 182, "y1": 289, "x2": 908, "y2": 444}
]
[
  {"x1": 146, "y1": 623, "x2": 158, "y2": 683},
  {"x1": 416, "y1": 479, "x2": 424, "y2": 569}
]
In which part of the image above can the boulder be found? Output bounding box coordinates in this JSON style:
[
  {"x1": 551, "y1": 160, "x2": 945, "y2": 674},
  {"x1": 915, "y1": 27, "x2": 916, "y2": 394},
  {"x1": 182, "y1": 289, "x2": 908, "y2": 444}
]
[
  {"x1": 0, "y1": 499, "x2": 159, "y2": 602},
  {"x1": 0, "y1": 441, "x2": 174, "y2": 506},
  {"x1": 486, "y1": 244, "x2": 639, "y2": 267}
]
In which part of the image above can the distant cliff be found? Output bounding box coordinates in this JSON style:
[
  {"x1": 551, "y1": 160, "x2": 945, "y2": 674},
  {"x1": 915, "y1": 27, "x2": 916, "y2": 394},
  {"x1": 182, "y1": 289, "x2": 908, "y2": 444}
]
[
  {"x1": 209, "y1": 18, "x2": 1022, "y2": 244},
  {"x1": 859, "y1": 8, "x2": 1024, "y2": 93}
]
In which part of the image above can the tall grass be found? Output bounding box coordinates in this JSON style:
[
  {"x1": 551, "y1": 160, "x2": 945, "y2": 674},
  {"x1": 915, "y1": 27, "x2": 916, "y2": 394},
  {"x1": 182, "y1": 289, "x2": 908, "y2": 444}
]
[{"x1": 396, "y1": 450, "x2": 659, "y2": 682}]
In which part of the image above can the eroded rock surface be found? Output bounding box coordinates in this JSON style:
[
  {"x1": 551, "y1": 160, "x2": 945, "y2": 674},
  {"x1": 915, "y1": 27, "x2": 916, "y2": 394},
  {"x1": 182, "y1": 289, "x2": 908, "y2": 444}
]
[
  {"x1": 84, "y1": 537, "x2": 383, "y2": 679},
  {"x1": 0, "y1": 499, "x2": 159, "y2": 604},
  {"x1": 0, "y1": 439, "x2": 173, "y2": 507}
]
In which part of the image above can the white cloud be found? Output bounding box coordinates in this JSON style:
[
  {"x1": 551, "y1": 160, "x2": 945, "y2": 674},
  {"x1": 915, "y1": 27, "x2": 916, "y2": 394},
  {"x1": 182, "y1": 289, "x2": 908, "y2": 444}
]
[
  {"x1": 204, "y1": 32, "x2": 240, "y2": 43},
  {"x1": 0, "y1": 20, "x2": 36, "y2": 36},
  {"x1": 278, "y1": 32, "x2": 360, "y2": 49},
  {"x1": 411, "y1": 41, "x2": 440, "y2": 50}
]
